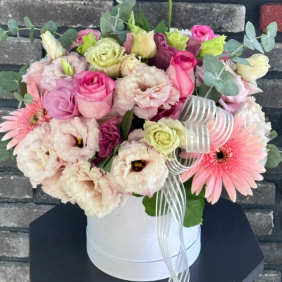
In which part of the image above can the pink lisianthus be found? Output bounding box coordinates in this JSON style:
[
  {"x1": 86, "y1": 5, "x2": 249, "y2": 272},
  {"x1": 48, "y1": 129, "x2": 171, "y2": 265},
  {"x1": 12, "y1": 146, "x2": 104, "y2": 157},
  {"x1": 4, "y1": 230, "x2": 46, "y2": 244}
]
[
  {"x1": 67, "y1": 29, "x2": 101, "y2": 52},
  {"x1": 43, "y1": 79, "x2": 80, "y2": 120},
  {"x1": 73, "y1": 71, "x2": 116, "y2": 120},
  {"x1": 41, "y1": 52, "x2": 87, "y2": 91},
  {"x1": 124, "y1": 33, "x2": 134, "y2": 54},
  {"x1": 149, "y1": 33, "x2": 178, "y2": 70},
  {"x1": 61, "y1": 162, "x2": 130, "y2": 218},
  {"x1": 167, "y1": 51, "x2": 197, "y2": 98},
  {"x1": 16, "y1": 122, "x2": 65, "y2": 188},
  {"x1": 111, "y1": 133, "x2": 169, "y2": 197},
  {"x1": 114, "y1": 63, "x2": 179, "y2": 120},
  {"x1": 49, "y1": 117, "x2": 100, "y2": 163},
  {"x1": 186, "y1": 25, "x2": 215, "y2": 56},
  {"x1": 22, "y1": 57, "x2": 51, "y2": 89}
]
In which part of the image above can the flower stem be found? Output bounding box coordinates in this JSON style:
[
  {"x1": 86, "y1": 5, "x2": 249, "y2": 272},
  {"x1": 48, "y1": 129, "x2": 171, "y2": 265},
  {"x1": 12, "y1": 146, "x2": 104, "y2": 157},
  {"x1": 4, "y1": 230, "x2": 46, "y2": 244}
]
[{"x1": 168, "y1": 0, "x2": 172, "y2": 31}]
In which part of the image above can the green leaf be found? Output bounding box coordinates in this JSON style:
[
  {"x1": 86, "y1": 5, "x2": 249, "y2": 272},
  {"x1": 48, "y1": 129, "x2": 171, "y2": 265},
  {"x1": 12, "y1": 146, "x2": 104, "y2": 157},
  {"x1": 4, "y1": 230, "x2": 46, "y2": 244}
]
[
  {"x1": 18, "y1": 65, "x2": 29, "y2": 81},
  {"x1": 120, "y1": 107, "x2": 134, "y2": 140},
  {"x1": 231, "y1": 57, "x2": 251, "y2": 66},
  {"x1": 116, "y1": 0, "x2": 136, "y2": 6},
  {"x1": 252, "y1": 39, "x2": 264, "y2": 54},
  {"x1": 135, "y1": 5, "x2": 150, "y2": 32},
  {"x1": 0, "y1": 140, "x2": 13, "y2": 164},
  {"x1": 261, "y1": 34, "x2": 275, "y2": 52},
  {"x1": 96, "y1": 144, "x2": 120, "y2": 173},
  {"x1": 224, "y1": 39, "x2": 243, "y2": 56},
  {"x1": 113, "y1": 144, "x2": 120, "y2": 156},
  {"x1": 244, "y1": 35, "x2": 255, "y2": 50},
  {"x1": 203, "y1": 55, "x2": 224, "y2": 77},
  {"x1": 100, "y1": 12, "x2": 124, "y2": 34},
  {"x1": 8, "y1": 19, "x2": 18, "y2": 35},
  {"x1": 269, "y1": 130, "x2": 278, "y2": 141},
  {"x1": 60, "y1": 28, "x2": 78, "y2": 48},
  {"x1": 24, "y1": 17, "x2": 35, "y2": 44},
  {"x1": 217, "y1": 71, "x2": 239, "y2": 96},
  {"x1": 183, "y1": 198, "x2": 205, "y2": 228},
  {"x1": 0, "y1": 71, "x2": 19, "y2": 91},
  {"x1": 198, "y1": 83, "x2": 222, "y2": 103},
  {"x1": 154, "y1": 20, "x2": 168, "y2": 34},
  {"x1": 216, "y1": 53, "x2": 231, "y2": 58},
  {"x1": 24, "y1": 16, "x2": 34, "y2": 28},
  {"x1": 266, "y1": 22, "x2": 278, "y2": 38},
  {"x1": 29, "y1": 26, "x2": 35, "y2": 44},
  {"x1": 266, "y1": 144, "x2": 282, "y2": 169},
  {"x1": 14, "y1": 91, "x2": 23, "y2": 101},
  {"x1": 0, "y1": 28, "x2": 8, "y2": 43},
  {"x1": 0, "y1": 86, "x2": 8, "y2": 94},
  {"x1": 132, "y1": 193, "x2": 144, "y2": 197},
  {"x1": 183, "y1": 176, "x2": 205, "y2": 200},
  {"x1": 41, "y1": 20, "x2": 58, "y2": 34},
  {"x1": 24, "y1": 93, "x2": 33, "y2": 105},
  {"x1": 246, "y1": 21, "x2": 256, "y2": 40},
  {"x1": 18, "y1": 100, "x2": 23, "y2": 109},
  {"x1": 203, "y1": 71, "x2": 220, "y2": 87},
  {"x1": 127, "y1": 11, "x2": 135, "y2": 31},
  {"x1": 111, "y1": 3, "x2": 134, "y2": 22},
  {"x1": 142, "y1": 192, "x2": 168, "y2": 217}
]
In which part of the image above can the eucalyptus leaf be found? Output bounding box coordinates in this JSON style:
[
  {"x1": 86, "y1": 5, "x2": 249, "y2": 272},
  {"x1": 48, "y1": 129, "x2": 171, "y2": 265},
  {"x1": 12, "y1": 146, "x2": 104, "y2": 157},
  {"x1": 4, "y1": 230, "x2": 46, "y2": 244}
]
[
  {"x1": 24, "y1": 93, "x2": 33, "y2": 105},
  {"x1": 244, "y1": 35, "x2": 255, "y2": 50},
  {"x1": 198, "y1": 83, "x2": 221, "y2": 103},
  {"x1": 18, "y1": 65, "x2": 29, "y2": 80},
  {"x1": 135, "y1": 5, "x2": 150, "y2": 32},
  {"x1": 216, "y1": 71, "x2": 239, "y2": 96},
  {"x1": 203, "y1": 71, "x2": 220, "y2": 87},
  {"x1": 261, "y1": 34, "x2": 275, "y2": 52},
  {"x1": 29, "y1": 26, "x2": 35, "y2": 44},
  {"x1": 0, "y1": 86, "x2": 8, "y2": 94},
  {"x1": 269, "y1": 130, "x2": 278, "y2": 141},
  {"x1": 0, "y1": 140, "x2": 13, "y2": 164},
  {"x1": 120, "y1": 107, "x2": 134, "y2": 140},
  {"x1": 100, "y1": 12, "x2": 124, "y2": 34},
  {"x1": 231, "y1": 57, "x2": 252, "y2": 66},
  {"x1": 0, "y1": 28, "x2": 8, "y2": 43},
  {"x1": 60, "y1": 28, "x2": 78, "y2": 48},
  {"x1": 24, "y1": 17, "x2": 34, "y2": 28},
  {"x1": 0, "y1": 71, "x2": 19, "y2": 91},
  {"x1": 252, "y1": 39, "x2": 264, "y2": 54},
  {"x1": 18, "y1": 101, "x2": 23, "y2": 109},
  {"x1": 8, "y1": 19, "x2": 18, "y2": 35},
  {"x1": 41, "y1": 20, "x2": 58, "y2": 34},
  {"x1": 183, "y1": 198, "x2": 205, "y2": 228},
  {"x1": 266, "y1": 144, "x2": 282, "y2": 169},
  {"x1": 246, "y1": 21, "x2": 256, "y2": 40},
  {"x1": 216, "y1": 53, "x2": 231, "y2": 58},
  {"x1": 154, "y1": 20, "x2": 168, "y2": 34},
  {"x1": 111, "y1": 3, "x2": 133, "y2": 22},
  {"x1": 224, "y1": 39, "x2": 243, "y2": 56},
  {"x1": 203, "y1": 55, "x2": 224, "y2": 77},
  {"x1": 14, "y1": 91, "x2": 23, "y2": 101},
  {"x1": 266, "y1": 22, "x2": 278, "y2": 38}
]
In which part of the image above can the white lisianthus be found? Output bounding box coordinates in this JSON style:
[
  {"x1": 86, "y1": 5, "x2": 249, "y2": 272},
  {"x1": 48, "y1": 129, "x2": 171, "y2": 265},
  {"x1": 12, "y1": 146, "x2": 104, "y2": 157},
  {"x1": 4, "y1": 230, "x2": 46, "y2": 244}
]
[
  {"x1": 236, "y1": 54, "x2": 270, "y2": 82},
  {"x1": 85, "y1": 38, "x2": 125, "y2": 78},
  {"x1": 41, "y1": 31, "x2": 66, "y2": 60},
  {"x1": 170, "y1": 27, "x2": 191, "y2": 37},
  {"x1": 120, "y1": 54, "x2": 141, "y2": 77}
]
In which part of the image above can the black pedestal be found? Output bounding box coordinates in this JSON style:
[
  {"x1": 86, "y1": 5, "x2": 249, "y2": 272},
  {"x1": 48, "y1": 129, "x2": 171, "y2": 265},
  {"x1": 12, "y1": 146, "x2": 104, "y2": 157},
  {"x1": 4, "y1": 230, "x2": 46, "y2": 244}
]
[{"x1": 30, "y1": 198, "x2": 264, "y2": 282}]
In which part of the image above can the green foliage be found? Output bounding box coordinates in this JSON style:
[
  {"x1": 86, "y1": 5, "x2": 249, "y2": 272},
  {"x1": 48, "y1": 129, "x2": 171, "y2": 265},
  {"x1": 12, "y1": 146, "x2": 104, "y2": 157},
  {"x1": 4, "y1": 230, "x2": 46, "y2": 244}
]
[
  {"x1": 230, "y1": 57, "x2": 251, "y2": 66},
  {"x1": 243, "y1": 35, "x2": 254, "y2": 50},
  {"x1": 97, "y1": 144, "x2": 120, "y2": 173},
  {"x1": 41, "y1": 20, "x2": 58, "y2": 34},
  {"x1": 245, "y1": 21, "x2": 256, "y2": 40},
  {"x1": 135, "y1": 5, "x2": 150, "y2": 32},
  {"x1": 261, "y1": 34, "x2": 275, "y2": 52},
  {"x1": 224, "y1": 39, "x2": 243, "y2": 56},
  {"x1": 120, "y1": 107, "x2": 134, "y2": 140},
  {"x1": 24, "y1": 17, "x2": 35, "y2": 43},
  {"x1": 60, "y1": 28, "x2": 78, "y2": 48},
  {"x1": 23, "y1": 93, "x2": 33, "y2": 105},
  {"x1": 183, "y1": 198, "x2": 205, "y2": 228},
  {"x1": 0, "y1": 28, "x2": 8, "y2": 43},
  {"x1": 0, "y1": 71, "x2": 19, "y2": 92},
  {"x1": 0, "y1": 140, "x2": 14, "y2": 165},
  {"x1": 142, "y1": 193, "x2": 158, "y2": 216},
  {"x1": 18, "y1": 65, "x2": 29, "y2": 81},
  {"x1": 269, "y1": 130, "x2": 278, "y2": 141},
  {"x1": 7, "y1": 19, "x2": 18, "y2": 35},
  {"x1": 132, "y1": 193, "x2": 144, "y2": 197},
  {"x1": 154, "y1": 20, "x2": 168, "y2": 34},
  {"x1": 198, "y1": 83, "x2": 221, "y2": 103},
  {"x1": 183, "y1": 177, "x2": 205, "y2": 200},
  {"x1": 266, "y1": 22, "x2": 278, "y2": 38},
  {"x1": 266, "y1": 144, "x2": 282, "y2": 169}
]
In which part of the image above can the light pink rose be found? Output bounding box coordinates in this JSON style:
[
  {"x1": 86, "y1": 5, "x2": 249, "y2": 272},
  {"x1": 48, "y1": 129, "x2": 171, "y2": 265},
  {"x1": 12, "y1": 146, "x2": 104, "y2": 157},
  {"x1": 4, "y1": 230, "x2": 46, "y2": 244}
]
[
  {"x1": 124, "y1": 33, "x2": 134, "y2": 54},
  {"x1": 111, "y1": 138, "x2": 169, "y2": 197},
  {"x1": 41, "y1": 52, "x2": 87, "y2": 91},
  {"x1": 22, "y1": 57, "x2": 51, "y2": 88},
  {"x1": 17, "y1": 122, "x2": 64, "y2": 188},
  {"x1": 114, "y1": 63, "x2": 179, "y2": 120},
  {"x1": 73, "y1": 71, "x2": 116, "y2": 120},
  {"x1": 49, "y1": 117, "x2": 100, "y2": 163},
  {"x1": 67, "y1": 29, "x2": 101, "y2": 52},
  {"x1": 167, "y1": 51, "x2": 197, "y2": 98},
  {"x1": 61, "y1": 162, "x2": 130, "y2": 218}
]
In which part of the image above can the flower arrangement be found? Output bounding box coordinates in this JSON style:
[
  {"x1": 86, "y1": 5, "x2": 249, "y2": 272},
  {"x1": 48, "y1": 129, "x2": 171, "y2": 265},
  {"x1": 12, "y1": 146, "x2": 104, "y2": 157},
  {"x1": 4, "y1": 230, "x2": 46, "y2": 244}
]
[{"x1": 0, "y1": 0, "x2": 281, "y2": 247}]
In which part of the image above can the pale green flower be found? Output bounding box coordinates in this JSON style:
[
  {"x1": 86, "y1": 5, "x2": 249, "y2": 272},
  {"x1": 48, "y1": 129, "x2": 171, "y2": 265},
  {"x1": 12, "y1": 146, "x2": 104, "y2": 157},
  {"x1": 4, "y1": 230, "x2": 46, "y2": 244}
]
[
  {"x1": 41, "y1": 31, "x2": 66, "y2": 60},
  {"x1": 166, "y1": 30, "x2": 189, "y2": 51},
  {"x1": 85, "y1": 38, "x2": 125, "y2": 78},
  {"x1": 77, "y1": 33, "x2": 97, "y2": 55},
  {"x1": 144, "y1": 118, "x2": 185, "y2": 156},
  {"x1": 199, "y1": 35, "x2": 226, "y2": 57}
]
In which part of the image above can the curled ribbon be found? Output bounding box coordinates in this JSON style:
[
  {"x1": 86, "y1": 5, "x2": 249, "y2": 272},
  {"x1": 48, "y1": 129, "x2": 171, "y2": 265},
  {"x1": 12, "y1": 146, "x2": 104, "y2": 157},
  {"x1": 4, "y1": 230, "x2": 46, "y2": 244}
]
[{"x1": 156, "y1": 96, "x2": 234, "y2": 282}]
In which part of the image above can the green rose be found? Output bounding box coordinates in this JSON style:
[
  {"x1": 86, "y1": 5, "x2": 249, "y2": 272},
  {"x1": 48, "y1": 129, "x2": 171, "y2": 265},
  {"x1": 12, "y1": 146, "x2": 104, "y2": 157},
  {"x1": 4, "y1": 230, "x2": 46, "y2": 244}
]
[
  {"x1": 144, "y1": 118, "x2": 185, "y2": 156},
  {"x1": 199, "y1": 35, "x2": 226, "y2": 57},
  {"x1": 84, "y1": 38, "x2": 125, "y2": 78},
  {"x1": 166, "y1": 30, "x2": 189, "y2": 51},
  {"x1": 77, "y1": 33, "x2": 97, "y2": 55}
]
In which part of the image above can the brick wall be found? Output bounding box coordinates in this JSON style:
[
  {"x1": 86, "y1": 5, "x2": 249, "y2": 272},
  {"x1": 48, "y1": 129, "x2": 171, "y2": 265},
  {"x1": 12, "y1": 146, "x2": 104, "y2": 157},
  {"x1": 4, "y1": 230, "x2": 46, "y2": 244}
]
[{"x1": 0, "y1": 1, "x2": 281, "y2": 282}]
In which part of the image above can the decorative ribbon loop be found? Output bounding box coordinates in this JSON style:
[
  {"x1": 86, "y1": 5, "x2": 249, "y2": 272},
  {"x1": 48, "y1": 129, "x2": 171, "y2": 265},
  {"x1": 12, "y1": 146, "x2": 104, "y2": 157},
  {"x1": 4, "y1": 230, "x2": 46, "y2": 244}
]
[{"x1": 156, "y1": 96, "x2": 234, "y2": 282}]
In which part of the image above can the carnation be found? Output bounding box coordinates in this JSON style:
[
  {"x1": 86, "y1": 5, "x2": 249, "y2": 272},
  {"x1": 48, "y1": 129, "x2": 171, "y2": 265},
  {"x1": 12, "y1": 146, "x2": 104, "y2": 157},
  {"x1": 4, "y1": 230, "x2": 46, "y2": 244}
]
[
  {"x1": 111, "y1": 136, "x2": 169, "y2": 197},
  {"x1": 61, "y1": 162, "x2": 129, "y2": 218},
  {"x1": 49, "y1": 117, "x2": 100, "y2": 163},
  {"x1": 113, "y1": 63, "x2": 179, "y2": 120}
]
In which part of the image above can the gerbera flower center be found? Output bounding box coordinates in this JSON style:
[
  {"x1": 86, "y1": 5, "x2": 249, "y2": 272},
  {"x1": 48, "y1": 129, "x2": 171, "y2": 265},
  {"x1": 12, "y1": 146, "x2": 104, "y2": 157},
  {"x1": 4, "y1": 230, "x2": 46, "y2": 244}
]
[
  {"x1": 131, "y1": 160, "x2": 146, "y2": 172},
  {"x1": 29, "y1": 113, "x2": 40, "y2": 125}
]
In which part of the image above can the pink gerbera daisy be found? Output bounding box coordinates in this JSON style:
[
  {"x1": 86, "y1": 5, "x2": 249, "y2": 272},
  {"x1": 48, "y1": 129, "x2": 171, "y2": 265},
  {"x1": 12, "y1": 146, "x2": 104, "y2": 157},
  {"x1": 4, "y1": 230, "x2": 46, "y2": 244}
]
[
  {"x1": 181, "y1": 113, "x2": 267, "y2": 204},
  {"x1": 0, "y1": 102, "x2": 50, "y2": 154}
]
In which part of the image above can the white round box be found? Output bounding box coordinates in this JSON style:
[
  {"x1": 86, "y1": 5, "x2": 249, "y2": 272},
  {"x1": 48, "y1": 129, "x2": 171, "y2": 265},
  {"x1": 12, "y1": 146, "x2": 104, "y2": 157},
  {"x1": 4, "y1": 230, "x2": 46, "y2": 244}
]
[{"x1": 87, "y1": 196, "x2": 201, "y2": 281}]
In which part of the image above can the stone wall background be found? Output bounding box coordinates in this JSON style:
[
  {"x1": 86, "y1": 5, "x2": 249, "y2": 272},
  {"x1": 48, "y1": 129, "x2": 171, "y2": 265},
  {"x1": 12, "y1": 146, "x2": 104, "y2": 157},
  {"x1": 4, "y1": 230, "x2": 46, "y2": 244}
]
[{"x1": 0, "y1": 1, "x2": 282, "y2": 281}]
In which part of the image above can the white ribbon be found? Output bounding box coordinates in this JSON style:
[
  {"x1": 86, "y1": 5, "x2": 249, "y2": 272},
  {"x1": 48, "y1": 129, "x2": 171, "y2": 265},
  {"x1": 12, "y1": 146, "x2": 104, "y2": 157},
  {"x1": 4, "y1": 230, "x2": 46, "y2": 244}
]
[{"x1": 156, "y1": 96, "x2": 234, "y2": 282}]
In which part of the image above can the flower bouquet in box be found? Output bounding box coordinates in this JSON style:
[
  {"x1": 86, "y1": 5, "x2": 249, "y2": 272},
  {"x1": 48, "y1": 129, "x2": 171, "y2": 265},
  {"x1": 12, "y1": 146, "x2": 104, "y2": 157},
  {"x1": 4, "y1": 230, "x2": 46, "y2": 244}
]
[{"x1": 0, "y1": 0, "x2": 281, "y2": 281}]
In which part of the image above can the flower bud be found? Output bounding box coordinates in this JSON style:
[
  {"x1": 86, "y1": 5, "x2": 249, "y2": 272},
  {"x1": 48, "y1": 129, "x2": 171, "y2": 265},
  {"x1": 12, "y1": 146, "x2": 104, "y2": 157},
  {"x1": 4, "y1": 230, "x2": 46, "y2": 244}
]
[
  {"x1": 199, "y1": 35, "x2": 226, "y2": 57},
  {"x1": 166, "y1": 30, "x2": 189, "y2": 51},
  {"x1": 41, "y1": 31, "x2": 66, "y2": 60},
  {"x1": 236, "y1": 54, "x2": 270, "y2": 82},
  {"x1": 131, "y1": 30, "x2": 157, "y2": 59},
  {"x1": 120, "y1": 54, "x2": 141, "y2": 77},
  {"x1": 61, "y1": 59, "x2": 74, "y2": 77}
]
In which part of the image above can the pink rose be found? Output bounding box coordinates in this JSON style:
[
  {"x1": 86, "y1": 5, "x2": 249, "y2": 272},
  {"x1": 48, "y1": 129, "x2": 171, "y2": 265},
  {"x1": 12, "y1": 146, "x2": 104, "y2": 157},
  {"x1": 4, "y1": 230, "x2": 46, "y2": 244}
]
[
  {"x1": 166, "y1": 51, "x2": 197, "y2": 98},
  {"x1": 73, "y1": 71, "x2": 116, "y2": 120},
  {"x1": 67, "y1": 29, "x2": 101, "y2": 52},
  {"x1": 186, "y1": 25, "x2": 215, "y2": 56},
  {"x1": 43, "y1": 79, "x2": 80, "y2": 120},
  {"x1": 124, "y1": 33, "x2": 134, "y2": 54}
]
